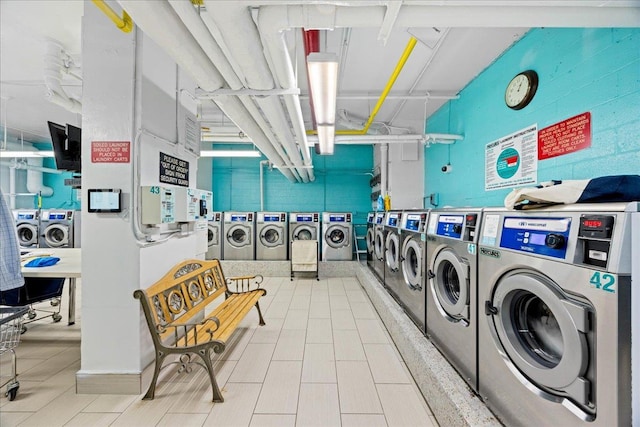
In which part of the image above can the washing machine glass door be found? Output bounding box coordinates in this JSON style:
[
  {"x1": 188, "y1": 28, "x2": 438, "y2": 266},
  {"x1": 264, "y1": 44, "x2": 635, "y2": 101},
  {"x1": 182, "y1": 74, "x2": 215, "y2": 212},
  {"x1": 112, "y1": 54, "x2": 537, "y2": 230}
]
[
  {"x1": 227, "y1": 224, "x2": 251, "y2": 247},
  {"x1": 17, "y1": 223, "x2": 38, "y2": 246},
  {"x1": 401, "y1": 237, "x2": 423, "y2": 290},
  {"x1": 385, "y1": 232, "x2": 400, "y2": 271},
  {"x1": 366, "y1": 227, "x2": 375, "y2": 254},
  {"x1": 294, "y1": 225, "x2": 315, "y2": 241},
  {"x1": 44, "y1": 224, "x2": 69, "y2": 247},
  {"x1": 325, "y1": 225, "x2": 348, "y2": 248},
  {"x1": 431, "y1": 248, "x2": 469, "y2": 320},
  {"x1": 374, "y1": 228, "x2": 385, "y2": 260},
  {"x1": 260, "y1": 225, "x2": 284, "y2": 247},
  {"x1": 489, "y1": 271, "x2": 592, "y2": 406},
  {"x1": 208, "y1": 224, "x2": 219, "y2": 247}
]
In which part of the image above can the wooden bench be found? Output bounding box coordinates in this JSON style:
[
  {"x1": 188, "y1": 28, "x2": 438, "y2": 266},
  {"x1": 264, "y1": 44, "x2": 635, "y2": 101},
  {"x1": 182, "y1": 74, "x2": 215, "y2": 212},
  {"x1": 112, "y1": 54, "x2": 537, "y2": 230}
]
[{"x1": 133, "y1": 258, "x2": 266, "y2": 402}]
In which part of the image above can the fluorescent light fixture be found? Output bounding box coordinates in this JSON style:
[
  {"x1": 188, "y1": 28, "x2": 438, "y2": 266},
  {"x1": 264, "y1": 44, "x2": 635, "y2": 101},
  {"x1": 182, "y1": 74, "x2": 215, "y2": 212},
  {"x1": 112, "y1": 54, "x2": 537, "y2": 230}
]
[
  {"x1": 200, "y1": 150, "x2": 262, "y2": 158},
  {"x1": 307, "y1": 52, "x2": 339, "y2": 155},
  {"x1": 0, "y1": 150, "x2": 55, "y2": 158}
]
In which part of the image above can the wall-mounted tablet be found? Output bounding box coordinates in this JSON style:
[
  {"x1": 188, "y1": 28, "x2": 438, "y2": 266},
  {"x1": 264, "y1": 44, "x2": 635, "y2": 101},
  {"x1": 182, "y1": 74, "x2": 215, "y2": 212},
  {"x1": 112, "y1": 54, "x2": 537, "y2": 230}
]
[{"x1": 88, "y1": 189, "x2": 122, "y2": 213}]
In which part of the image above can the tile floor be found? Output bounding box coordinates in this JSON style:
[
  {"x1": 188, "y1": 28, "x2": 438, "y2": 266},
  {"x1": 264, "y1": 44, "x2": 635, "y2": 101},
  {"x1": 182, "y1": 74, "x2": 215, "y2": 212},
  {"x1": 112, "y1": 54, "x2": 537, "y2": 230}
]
[{"x1": 0, "y1": 277, "x2": 438, "y2": 426}]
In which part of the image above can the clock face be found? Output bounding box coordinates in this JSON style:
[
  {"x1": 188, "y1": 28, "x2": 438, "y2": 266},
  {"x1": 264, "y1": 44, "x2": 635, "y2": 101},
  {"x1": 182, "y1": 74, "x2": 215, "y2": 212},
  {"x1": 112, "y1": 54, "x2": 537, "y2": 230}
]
[{"x1": 505, "y1": 70, "x2": 538, "y2": 110}]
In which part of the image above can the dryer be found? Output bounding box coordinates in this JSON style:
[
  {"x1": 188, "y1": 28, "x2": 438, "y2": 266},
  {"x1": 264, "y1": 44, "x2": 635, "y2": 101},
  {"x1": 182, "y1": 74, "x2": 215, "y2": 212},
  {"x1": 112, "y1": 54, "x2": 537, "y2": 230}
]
[
  {"x1": 13, "y1": 210, "x2": 39, "y2": 248},
  {"x1": 383, "y1": 211, "x2": 404, "y2": 302},
  {"x1": 205, "y1": 212, "x2": 223, "y2": 260},
  {"x1": 477, "y1": 203, "x2": 636, "y2": 426},
  {"x1": 321, "y1": 212, "x2": 353, "y2": 261},
  {"x1": 366, "y1": 212, "x2": 376, "y2": 272},
  {"x1": 256, "y1": 212, "x2": 288, "y2": 260},
  {"x1": 425, "y1": 208, "x2": 482, "y2": 392},
  {"x1": 289, "y1": 212, "x2": 320, "y2": 258},
  {"x1": 40, "y1": 210, "x2": 74, "y2": 248},
  {"x1": 398, "y1": 211, "x2": 429, "y2": 333},
  {"x1": 372, "y1": 212, "x2": 386, "y2": 283},
  {"x1": 223, "y1": 212, "x2": 255, "y2": 260}
]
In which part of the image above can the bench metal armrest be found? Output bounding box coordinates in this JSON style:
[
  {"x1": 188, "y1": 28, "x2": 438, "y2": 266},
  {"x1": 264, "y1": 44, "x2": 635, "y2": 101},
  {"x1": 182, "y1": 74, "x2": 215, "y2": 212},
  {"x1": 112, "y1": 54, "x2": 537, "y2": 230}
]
[
  {"x1": 226, "y1": 274, "x2": 265, "y2": 294},
  {"x1": 157, "y1": 316, "x2": 221, "y2": 345}
]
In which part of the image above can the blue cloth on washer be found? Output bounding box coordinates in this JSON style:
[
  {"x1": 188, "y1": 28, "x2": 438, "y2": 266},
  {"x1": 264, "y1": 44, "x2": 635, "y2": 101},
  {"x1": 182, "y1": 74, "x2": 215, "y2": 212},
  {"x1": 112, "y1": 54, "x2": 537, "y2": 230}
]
[{"x1": 24, "y1": 257, "x2": 60, "y2": 268}]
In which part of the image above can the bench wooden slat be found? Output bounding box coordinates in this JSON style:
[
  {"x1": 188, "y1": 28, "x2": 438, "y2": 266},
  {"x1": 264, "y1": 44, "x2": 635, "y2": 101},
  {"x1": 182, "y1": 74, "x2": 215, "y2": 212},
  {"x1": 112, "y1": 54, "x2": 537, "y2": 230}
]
[{"x1": 134, "y1": 259, "x2": 266, "y2": 403}]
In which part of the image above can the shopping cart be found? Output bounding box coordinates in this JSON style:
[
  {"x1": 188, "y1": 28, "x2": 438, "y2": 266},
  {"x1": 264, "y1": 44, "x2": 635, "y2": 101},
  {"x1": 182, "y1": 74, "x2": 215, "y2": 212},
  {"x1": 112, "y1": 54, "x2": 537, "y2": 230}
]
[{"x1": 0, "y1": 306, "x2": 28, "y2": 401}]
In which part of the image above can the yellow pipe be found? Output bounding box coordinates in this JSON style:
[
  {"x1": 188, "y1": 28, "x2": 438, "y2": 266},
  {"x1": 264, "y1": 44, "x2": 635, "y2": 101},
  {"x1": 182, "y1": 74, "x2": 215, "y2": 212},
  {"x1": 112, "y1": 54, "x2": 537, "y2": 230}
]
[
  {"x1": 92, "y1": 0, "x2": 133, "y2": 33},
  {"x1": 306, "y1": 36, "x2": 418, "y2": 136}
]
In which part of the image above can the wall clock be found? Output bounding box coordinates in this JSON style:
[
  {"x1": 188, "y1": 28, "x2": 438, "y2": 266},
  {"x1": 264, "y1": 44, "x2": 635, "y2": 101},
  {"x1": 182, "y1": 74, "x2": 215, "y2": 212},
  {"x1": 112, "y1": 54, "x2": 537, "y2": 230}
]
[{"x1": 505, "y1": 70, "x2": 538, "y2": 110}]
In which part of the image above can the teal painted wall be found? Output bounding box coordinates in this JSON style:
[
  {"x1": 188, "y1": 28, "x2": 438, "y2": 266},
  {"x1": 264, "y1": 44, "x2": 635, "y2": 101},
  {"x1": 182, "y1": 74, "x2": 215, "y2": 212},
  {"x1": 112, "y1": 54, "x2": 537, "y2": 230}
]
[
  {"x1": 212, "y1": 144, "x2": 374, "y2": 225},
  {"x1": 35, "y1": 142, "x2": 81, "y2": 210},
  {"x1": 425, "y1": 28, "x2": 640, "y2": 208}
]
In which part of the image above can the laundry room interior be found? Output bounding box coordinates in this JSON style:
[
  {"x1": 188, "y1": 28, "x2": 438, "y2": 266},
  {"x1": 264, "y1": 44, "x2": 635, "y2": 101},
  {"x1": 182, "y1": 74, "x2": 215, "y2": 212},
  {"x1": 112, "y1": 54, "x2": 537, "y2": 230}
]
[{"x1": 1, "y1": 2, "x2": 639, "y2": 426}]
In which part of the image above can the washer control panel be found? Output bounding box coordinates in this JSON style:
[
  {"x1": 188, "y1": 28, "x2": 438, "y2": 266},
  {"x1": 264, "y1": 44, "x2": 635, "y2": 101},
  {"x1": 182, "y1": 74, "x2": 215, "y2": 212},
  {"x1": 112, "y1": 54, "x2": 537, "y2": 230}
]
[
  {"x1": 385, "y1": 212, "x2": 401, "y2": 227},
  {"x1": 401, "y1": 212, "x2": 427, "y2": 233},
  {"x1": 291, "y1": 213, "x2": 319, "y2": 223},
  {"x1": 499, "y1": 217, "x2": 572, "y2": 259}
]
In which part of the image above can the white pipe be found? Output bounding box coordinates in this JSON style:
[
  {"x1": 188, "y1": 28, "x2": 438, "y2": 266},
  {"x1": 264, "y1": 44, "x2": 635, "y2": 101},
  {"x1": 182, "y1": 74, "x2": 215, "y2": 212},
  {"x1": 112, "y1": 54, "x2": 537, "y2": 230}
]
[
  {"x1": 118, "y1": 0, "x2": 299, "y2": 182},
  {"x1": 260, "y1": 160, "x2": 269, "y2": 211},
  {"x1": 380, "y1": 143, "x2": 388, "y2": 198},
  {"x1": 2, "y1": 141, "x2": 55, "y2": 197},
  {"x1": 9, "y1": 163, "x2": 16, "y2": 209},
  {"x1": 43, "y1": 41, "x2": 82, "y2": 114}
]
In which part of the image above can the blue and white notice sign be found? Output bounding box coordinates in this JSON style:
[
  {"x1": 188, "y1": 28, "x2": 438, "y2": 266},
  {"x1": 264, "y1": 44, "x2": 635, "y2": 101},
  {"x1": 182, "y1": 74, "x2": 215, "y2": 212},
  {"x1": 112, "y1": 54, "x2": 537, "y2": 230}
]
[{"x1": 485, "y1": 124, "x2": 538, "y2": 191}]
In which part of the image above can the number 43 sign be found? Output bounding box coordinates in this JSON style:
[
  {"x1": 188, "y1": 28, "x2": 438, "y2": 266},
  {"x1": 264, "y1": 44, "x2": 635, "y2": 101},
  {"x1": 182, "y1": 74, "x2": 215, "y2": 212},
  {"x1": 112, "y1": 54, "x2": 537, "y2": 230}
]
[{"x1": 589, "y1": 272, "x2": 616, "y2": 293}]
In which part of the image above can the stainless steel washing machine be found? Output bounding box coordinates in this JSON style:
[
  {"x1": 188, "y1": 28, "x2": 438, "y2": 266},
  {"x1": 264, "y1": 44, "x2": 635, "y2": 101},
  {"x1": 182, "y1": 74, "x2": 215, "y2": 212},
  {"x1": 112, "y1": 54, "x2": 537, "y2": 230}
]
[
  {"x1": 477, "y1": 203, "x2": 637, "y2": 426},
  {"x1": 398, "y1": 211, "x2": 429, "y2": 333},
  {"x1": 205, "y1": 212, "x2": 223, "y2": 260},
  {"x1": 289, "y1": 212, "x2": 320, "y2": 259},
  {"x1": 321, "y1": 212, "x2": 353, "y2": 261},
  {"x1": 39, "y1": 210, "x2": 74, "y2": 248},
  {"x1": 366, "y1": 212, "x2": 376, "y2": 271},
  {"x1": 383, "y1": 211, "x2": 404, "y2": 300},
  {"x1": 13, "y1": 210, "x2": 39, "y2": 248},
  {"x1": 372, "y1": 212, "x2": 387, "y2": 283},
  {"x1": 425, "y1": 208, "x2": 482, "y2": 392},
  {"x1": 256, "y1": 212, "x2": 288, "y2": 260},
  {"x1": 223, "y1": 212, "x2": 255, "y2": 260}
]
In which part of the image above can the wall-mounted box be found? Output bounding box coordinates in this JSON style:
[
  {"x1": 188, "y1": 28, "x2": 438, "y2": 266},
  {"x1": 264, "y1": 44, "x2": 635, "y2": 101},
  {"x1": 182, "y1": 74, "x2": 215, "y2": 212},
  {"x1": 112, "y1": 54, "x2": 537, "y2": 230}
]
[{"x1": 141, "y1": 186, "x2": 175, "y2": 225}]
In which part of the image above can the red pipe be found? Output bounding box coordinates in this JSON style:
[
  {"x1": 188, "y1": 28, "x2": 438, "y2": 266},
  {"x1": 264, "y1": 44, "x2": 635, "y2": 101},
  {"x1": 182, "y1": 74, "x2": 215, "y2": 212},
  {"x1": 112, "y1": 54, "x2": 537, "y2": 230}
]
[{"x1": 303, "y1": 29, "x2": 320, "y2": 137}]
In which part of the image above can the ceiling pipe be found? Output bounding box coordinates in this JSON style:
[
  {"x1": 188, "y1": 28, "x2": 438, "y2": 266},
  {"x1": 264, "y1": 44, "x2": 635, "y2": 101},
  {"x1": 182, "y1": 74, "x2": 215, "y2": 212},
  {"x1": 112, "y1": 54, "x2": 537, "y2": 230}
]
[
  {"x1": 44, "y1": 41, "x2": 82, "y2": 114},
  {"x1": 302, "y1": 29, "x2": 320, "y2": 132},
  {"x1": 203, "y1": 2, "x2": 312, "y2": 182},
  {"x1": 167, "y1": 0, "x2": 302, "y2": 182},
  {"x1": 117, "y1": 0, "x2": 298, "y2": 182}
]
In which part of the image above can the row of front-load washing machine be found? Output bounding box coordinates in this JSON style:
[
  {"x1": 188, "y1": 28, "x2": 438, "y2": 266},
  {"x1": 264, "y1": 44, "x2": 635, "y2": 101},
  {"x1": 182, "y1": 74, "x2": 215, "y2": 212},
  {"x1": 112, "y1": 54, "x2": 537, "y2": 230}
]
[
  {"x1": 206, "y1": 211, "x2": 354, "y2": 261},
  {"x1": 13, "y1": 209, "x2": 80, "y2": 249},
  {"x1": 366, "y1": 203, "x2": 638, "y2": 426}
]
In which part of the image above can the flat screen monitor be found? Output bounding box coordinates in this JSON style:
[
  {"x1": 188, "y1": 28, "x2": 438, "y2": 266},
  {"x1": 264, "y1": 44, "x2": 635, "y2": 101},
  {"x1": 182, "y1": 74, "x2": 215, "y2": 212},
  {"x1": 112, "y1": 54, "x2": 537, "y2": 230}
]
[
  {"x1": 87, "y1": 189, "x2": 122, "y2": 213},
  {"x1": 48, "y1": 121, "x2": 81, "y2": 173}
]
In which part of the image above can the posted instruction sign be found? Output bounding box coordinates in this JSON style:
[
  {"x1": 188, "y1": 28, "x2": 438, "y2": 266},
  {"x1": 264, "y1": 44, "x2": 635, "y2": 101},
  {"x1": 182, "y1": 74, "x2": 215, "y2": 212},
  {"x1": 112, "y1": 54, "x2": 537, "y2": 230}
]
[{"x1": 485, "y1": 124, "x2": 538, "y2": 191}]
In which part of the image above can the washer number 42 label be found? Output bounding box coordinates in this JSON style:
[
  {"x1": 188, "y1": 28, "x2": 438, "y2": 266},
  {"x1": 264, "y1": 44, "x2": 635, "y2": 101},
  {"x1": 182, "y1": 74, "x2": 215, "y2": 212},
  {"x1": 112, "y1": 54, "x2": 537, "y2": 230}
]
[{"x1": 589, "y1": 272, "x2": 616, "y2": 293}]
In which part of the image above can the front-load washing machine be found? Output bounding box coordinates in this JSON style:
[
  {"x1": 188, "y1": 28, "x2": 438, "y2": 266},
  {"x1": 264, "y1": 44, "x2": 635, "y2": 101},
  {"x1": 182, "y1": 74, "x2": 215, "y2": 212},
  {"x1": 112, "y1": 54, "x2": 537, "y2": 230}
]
[
  {"x1": 366, "y1": 212, "x2": 376, "y2": 271},
  {"x1": 477, "y1": 203, "x2": 637, "y2": 426},
  {"x1": 383, "y1": 211, "x2": 404, "y2": 301},
  {"x1": 289, "y1": 212, "x2": 320, "y2": 258},
  {"x1": 40, "y1": 210, "x2": 74, "y2": 248},
  {"x1": 372, "y1": 212, "x2": 387, "y2": 283},
  {"x1": 256, "y1": 212, "x2": 288, "y2": 260},
  {"x1": 398, "y1": 211, "x2": 429, "y2": 333},
  {"x1": 425, "y1": 208, "x2": 482, "y2": 391},
  {"x1": 205, "y1": 212, "x2": 223, "y2": 260},
  {"x1": 223, "y1": 212, "x2": 255, "y2": 260},
  {"x1": 321, "y1": 212, "x2": 353, "y2": 261},
  {"x1": 13, "y1": 210, "x2": 39, "y2": 248}
]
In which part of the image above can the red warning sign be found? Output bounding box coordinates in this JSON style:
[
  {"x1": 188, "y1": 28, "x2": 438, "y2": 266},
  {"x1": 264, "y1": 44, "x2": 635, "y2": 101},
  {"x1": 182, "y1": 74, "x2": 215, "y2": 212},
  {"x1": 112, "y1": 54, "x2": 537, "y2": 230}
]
[
  {"x1": 91, "y1": 141, "x2": 131, "y2": 163},
  {"x1": 538, "y1": 112, "x2": 591, "y2": 160}
]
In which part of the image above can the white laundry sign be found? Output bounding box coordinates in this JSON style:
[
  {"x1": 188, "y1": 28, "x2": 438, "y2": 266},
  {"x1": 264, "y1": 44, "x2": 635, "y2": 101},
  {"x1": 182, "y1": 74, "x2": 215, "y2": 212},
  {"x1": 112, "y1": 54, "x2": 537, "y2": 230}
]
[{"x1": 485, "y1": 124, "x2": 538, "y2": 191}]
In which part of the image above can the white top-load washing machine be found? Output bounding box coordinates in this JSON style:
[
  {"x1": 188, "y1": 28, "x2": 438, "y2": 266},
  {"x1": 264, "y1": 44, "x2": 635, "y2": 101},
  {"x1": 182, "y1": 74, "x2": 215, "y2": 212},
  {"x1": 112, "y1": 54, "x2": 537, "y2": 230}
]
[
  {"x1": 256, "y1": 212, "x2": 288, "y2": 260},
  {"x1": 425, "y1": 208, "x2": 482, "y2": 392},
  {"x1": 13, "y1": 210, "x2": 39, "y2": 248},
  {"x1": 398, "y1": 211, "x2": 429, "y2": 333},
  {"x1": 372, "y1": 212, "x2": 386, "y2": 283},
  {"x1": 366, "y1": 212, "x2": 376, "y2": 269},
  {"x1": 289, "y1": 212, "x2": 320, "y2": 259},
  {"x1": 383, "y1": 211, "x2": 404, "y2": 299},
  {"x1": 321, "y1": 212, "x2": 353, "y2": 261},
  {"x1": 477, "y1": 203, "x2": 637, "y2": 426},
  {"x1": 205, "y1": 212, "x2": 223, "y2": 260},
  {"x1": 39, "y1": 210, "x2": 75, "y2": 248},
  {"x1": 223, "y1": 212, "x2": 255, "y2": 260}
]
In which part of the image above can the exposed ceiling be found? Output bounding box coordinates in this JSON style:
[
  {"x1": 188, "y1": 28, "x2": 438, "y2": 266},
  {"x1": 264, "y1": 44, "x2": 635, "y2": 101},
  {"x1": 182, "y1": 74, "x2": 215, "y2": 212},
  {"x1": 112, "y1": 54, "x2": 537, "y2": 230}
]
[{"x1": 1, "y1": 1, "x2": 638, "y2": 158}]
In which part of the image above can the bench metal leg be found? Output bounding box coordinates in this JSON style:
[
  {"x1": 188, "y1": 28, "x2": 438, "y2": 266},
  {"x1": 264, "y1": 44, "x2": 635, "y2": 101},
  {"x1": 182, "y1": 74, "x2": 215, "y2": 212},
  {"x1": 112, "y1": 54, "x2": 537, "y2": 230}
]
[
  {"x1": 143, "y1": 351, "x2": 167, "y2": 400},
  {"x1": 255, "y1": 301, "x2": 266, "y2": 326},
  {"x1": 199, "y1": 348, "x2": 224, "y2": 402}
]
